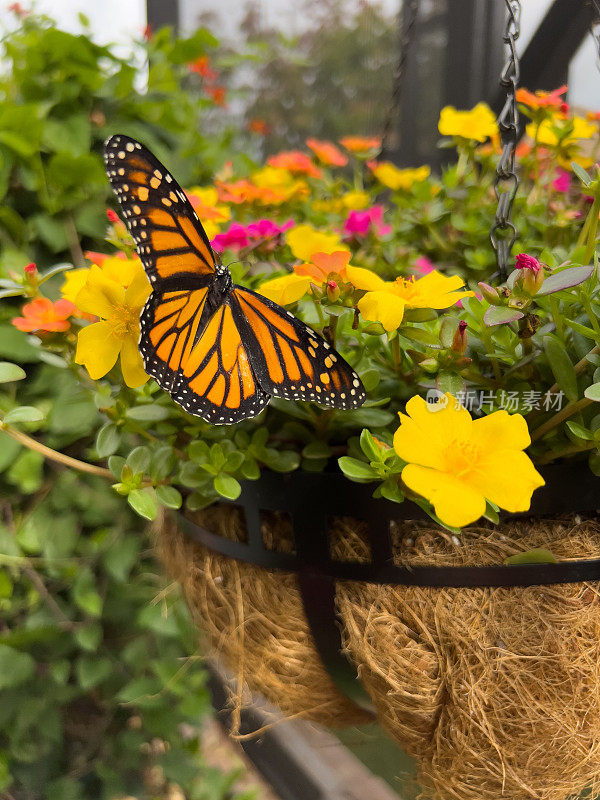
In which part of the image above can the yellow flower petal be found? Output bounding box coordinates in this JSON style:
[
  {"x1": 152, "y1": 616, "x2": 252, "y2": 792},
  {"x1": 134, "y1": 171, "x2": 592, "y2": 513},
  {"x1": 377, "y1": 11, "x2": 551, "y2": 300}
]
[
  {"x1": 286, "y1": 224, "x2": 348, "y2": 262},
  {"x1": 124, "y1": 266, "x2": 151, "y2": 308},
  {"x1": 402, "y1": 464, "x2": 487, "y2": 528},
  {"x1": 120, "y1": 336, "x2": 149, "y2": 388},
  {"x1": 258, "y1": 274, "x2": 311, "y2": 305},
  {"x1": 345, "y1": 265, "x2": 387, "y2": 291},
  {"x1": 61, "y1": 268, "x2": 90, "y2": 304},
  {"x1": 342, "y1": 191, "x2": 370, "y2": 210},
  {"x1": 358, "y1": 291, "x2": 406, "y2": 331},
  {"x1": 75, "y1": 320, "x2": 121, "y2": 379},
  {"x1": 402, "y1": 393, "x2": 472, "y2": 450},
  {"x1": 469, "y1": 451, "x2": 545, "y2": 514},
  {"x1": 438, "y1": 102, "x2": 498, "y2": 142},
  {"x1": 75, "y1": 265, "x2": 125, "y2": 319},
  {"x1": 471, "y1": 409, "x2": 531, "y2": 451},
  {"x1": 101, "y1": 257, "x2": 141, "y2": 288}
]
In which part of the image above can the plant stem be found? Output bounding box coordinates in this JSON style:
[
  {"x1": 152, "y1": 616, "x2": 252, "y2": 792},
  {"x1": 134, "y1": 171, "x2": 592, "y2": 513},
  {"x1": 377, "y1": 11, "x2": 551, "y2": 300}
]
[
  {"x1": 1, "y1": 425, "x2": 112, "y2": 479},
  {"x1": 536, "y1": 441, "x2": 596, "y2": 465},
  {"x1": 530, "y1": 396, "x2": 593, "y2": 442},
  {"x1": 64, "y1": 214, "x2": 86, "y2": 268},
  {"x1": 584, "y1": 195, "x2": 600, "y2": 265}
]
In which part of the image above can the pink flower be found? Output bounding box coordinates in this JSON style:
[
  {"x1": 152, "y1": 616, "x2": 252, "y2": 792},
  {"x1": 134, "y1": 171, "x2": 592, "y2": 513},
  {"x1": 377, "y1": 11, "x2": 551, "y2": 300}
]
[
  {"x1": 211, "y1": 220, "x2": 294, "y2": 253},
  {"x1": 343, "y1": 206, "x2": 391, "y2": 240},
  {"x1": 412, "y1": 256, "x2": 435, "y2": 275},
  {"x1": 515, "y1": 253, "x2": 541, "y2": 274},
  {"x1": 211, "y1": 223, "x2": 250, "y2": 252},
  {"x1": 552, "y1": 168, "x2": 571, "y2": 193}
]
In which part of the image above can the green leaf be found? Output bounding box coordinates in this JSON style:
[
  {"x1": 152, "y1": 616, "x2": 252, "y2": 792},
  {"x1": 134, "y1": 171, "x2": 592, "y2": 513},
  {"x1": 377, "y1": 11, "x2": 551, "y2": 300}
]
[
  {"x1": 74, "y1": 623, "x2": 103, "y2": 652},
  {"x1": 359, "y1": 429, "x2": 382, "y2": 461},
  {"x1": 102, "y1": 535, "x2": 140, "y2": 582},
  {"x1": 571, "y1": 161, "x2": 592, "y2": 186},
  {"x1": 156, "y1": 485, "x2": 182, "y2": 509},
  {"x1": 338, "y1": 456, "x2": 378, "y2": 482},
  {"x1": 4, "y1": 405, "x2": 44, "y2": 424},
  {"x1": 0, "y1": 362, "x2": 25, "y2": 382},
  {"x1": 0, "y1": 644, "x2": 35, "y2": 689},
  {"x1": 127, "y1": 445, "x2": 151, "y2": 475},
  {"x1": 360, "y1": 368, "x2": 380, "y2": 392},
  {"x1": 537, "y1": 264, "x2": 594, "y2": 295},
  {"x1": 108, "y1": 455, "x2": 126, "y2": 480},
  {"x1": 73, "y1": 569, "x2": 103, "y2": 617},
  {"x1": 566, "y1": 421, "x2": 594, "y2": 440},
  {"x1": 126, "y1": 404, "x2": 170, "y2": 421},
  {"x1": 378, "y1": 478, "x2": 404, "y2": 503},
  {"x1": 8, "y1": 450, "x2": 43, "y2": 494},
  {"x1": 483, "y1": 306, "x2": 524, "y2": 327},
  {"x1": 214, "y1": 473, "x2": 241, "y2": 500},
  {"x1": 96, "y1": 423, "x2": 120, "y2": 457},
  {"x1": 128, "y1": 487, "x2": 158, "y2": 520},
  {"x1": 302, "y1": 440, "x2": 333, "y2": 459},
  {"x1": 75, "y1": 655, "x2": 112, "y2": 690},
  {"x1": 585, "y1": 382, "x2": 600, "y2": 402},
  {"x1": 505, "y1": 548, "x2": 557, "y2": 565},
  {"x1": 543, "y1": 334, "x2": 578, "y2": 402}
]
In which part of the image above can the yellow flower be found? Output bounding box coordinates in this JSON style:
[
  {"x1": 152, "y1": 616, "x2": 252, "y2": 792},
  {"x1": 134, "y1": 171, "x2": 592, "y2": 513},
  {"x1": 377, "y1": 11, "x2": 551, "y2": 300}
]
[
  {"x1": 368, "y1": 162, "x2": 430, "y2": 191},
  {"x1": 258, "y1": 273, "x2": 313, "y2": 305},
  {"x1": 250, "y1": 166, "x2": 308, "y2": 205},
  {"x1": 347, "y1": 266, "x2": 474, "y2": 331},
  {"x1": 286, "y1": 224, "x2": 349, "y2": 262},
  {"x1": 526, "y1": 115, "x2": 596, "y2": 147},
  {"x1": 393, "y1": 393, "x2": 545, "y2": 528},
  {"x1": 61, "y1": 268, "x2": 90, "y2": 304},
  {"x1": 74, "y1": 263, "x2": 151, "y2": 388},
  {"x1": 186, "y1": 185, "x2": 230, "y2": 239},
  {"x1": 342, "y1": 191, "x2": 370, "y2": 210},
  {"x1": 438, "y1": 102, "x2": 498, "y2": 142}
]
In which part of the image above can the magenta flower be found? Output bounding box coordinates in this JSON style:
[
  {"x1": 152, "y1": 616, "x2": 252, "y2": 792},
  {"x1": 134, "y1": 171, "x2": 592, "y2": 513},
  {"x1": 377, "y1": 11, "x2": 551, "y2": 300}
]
[
  {"x1": 552, "y1": 168, "x2": 571, "y2": 193},
  {"x1": 343, "y1": 206, "x2": 391, "y2": 240},
  {"x1": 515, "y1": 253, "x2": 541, "y2": 274},
  {"x1": 211, "y1": 219, "x2": 294, "y2": 253},
  {"x1": 412, "y1": 256, "x2": 435, "y2": 275},
  {"x1": 211, "y1": 223, "x2": 250, "y2": 253}
]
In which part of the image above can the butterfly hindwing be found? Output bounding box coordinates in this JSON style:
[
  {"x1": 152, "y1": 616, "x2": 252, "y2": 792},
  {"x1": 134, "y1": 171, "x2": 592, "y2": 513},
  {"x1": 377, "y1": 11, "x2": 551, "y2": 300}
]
[
  {"x1": 103, "y1": 134, "x2": 217, "y2": 284},
  {"x1": 140, "y1": 289, "x2": 269, "y2": 424},
  {"x1": 230, "y1": 286, "x2": 366, "y2": 409}
]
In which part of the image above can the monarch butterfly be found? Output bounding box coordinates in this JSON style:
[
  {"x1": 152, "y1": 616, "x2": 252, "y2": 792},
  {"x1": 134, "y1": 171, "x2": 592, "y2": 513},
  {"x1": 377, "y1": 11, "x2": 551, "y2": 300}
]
[{"x1": 103, "y1": 135, "x2": 366, "y2": 424}]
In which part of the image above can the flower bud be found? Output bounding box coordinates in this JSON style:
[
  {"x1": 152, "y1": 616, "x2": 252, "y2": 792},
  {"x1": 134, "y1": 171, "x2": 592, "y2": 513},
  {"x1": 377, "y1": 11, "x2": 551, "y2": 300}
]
[
  {"x1": 326, "y1": 279, "x2": 340, "y2": 302},
  {"x1": 515, "y1": 253, "x2": 544, "y2": 294},
  {"x1": 451, "y1": 320, "x2": 468, "y2": 354},
  {"x1": 106, "y1": 209, "x2": 119, "y2": 224},
  {"x1": 477, "y1": 281, "x2": 500, "y2": 304},
  {"x1": 24, "y1": 262, "x2": 36, "y2": 275},
  {"x1": 420, "y1": 357, "x2": 439, "y2": 374}
]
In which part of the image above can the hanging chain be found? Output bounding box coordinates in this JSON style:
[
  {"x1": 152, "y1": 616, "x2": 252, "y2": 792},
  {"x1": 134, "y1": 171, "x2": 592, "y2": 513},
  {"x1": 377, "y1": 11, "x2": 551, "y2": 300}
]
[
  {"x1": 380, "y1": 0, "x2": 419, "y2": 157},
  {"x1": 490, "y1": 0, "x2": 521, "y2": 283},
  {"x1": 591, "y1": 0, "x2": 600, "y2": 69}
]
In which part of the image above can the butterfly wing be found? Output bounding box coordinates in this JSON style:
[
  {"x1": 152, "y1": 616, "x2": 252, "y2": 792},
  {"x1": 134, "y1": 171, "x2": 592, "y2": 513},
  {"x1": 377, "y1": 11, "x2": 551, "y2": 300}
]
[
  {"x1": 139, "y1": 288, "x2": 269, "y2": 424},
  {"x1": 230, "y1": 286, "x2": 366, "y2": 409},
  {"x1": 103, "y1": 134, "x2": 217, "y2": 285}
]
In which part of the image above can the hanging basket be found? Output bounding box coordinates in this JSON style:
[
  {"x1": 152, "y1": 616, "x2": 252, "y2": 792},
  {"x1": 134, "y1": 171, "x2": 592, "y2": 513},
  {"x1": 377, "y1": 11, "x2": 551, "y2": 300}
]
[{"x1": 158, "y1": 466, "x2": 600, "y2": 800}]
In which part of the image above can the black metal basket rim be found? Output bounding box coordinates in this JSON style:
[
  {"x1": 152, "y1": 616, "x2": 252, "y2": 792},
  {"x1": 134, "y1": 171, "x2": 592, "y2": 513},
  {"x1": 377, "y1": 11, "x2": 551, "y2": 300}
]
[{"x1": 178, "y1": 460, "x2": 600, "y2": 589}]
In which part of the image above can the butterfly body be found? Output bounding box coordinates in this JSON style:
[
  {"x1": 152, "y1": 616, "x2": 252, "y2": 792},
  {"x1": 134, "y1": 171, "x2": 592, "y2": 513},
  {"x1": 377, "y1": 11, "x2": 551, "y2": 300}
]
[{"x1": 103, "y1": 134, "x2": 366, "y2": 424}]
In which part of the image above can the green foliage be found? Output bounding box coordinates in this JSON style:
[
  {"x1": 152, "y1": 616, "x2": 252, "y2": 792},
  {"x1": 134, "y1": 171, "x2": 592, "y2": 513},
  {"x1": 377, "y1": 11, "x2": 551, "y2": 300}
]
[{"x1": 0, "y1": 12, "x2": 226, "y2": 273}]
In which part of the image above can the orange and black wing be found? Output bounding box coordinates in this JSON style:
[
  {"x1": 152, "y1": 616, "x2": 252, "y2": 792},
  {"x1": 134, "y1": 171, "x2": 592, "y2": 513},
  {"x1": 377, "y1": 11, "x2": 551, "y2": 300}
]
[
  {"x1": 103, "y1": 134, "x2": 217, "y2": 285},
  {"x1": 140, "y1": 289, "x2": 269, "y2": 424},
  {"x1": 230, "y1": 286, "x2": 366, "y2": 410}
]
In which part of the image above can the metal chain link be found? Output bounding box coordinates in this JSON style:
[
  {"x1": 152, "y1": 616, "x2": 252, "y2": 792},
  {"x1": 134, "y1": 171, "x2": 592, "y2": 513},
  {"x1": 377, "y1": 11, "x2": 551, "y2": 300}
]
[
  {"x1": 490, "y1": 0, "x2": 521, "y2": 283},
  {"x1": 380, "y1": 0, "x2": 419, "y2": 157},
  {"x1": 591, "y1": 0, "x2": 600, "y2": 69}
]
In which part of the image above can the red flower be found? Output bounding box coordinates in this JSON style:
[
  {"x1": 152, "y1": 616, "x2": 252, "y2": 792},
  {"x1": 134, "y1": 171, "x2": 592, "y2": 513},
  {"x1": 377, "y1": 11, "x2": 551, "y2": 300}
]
[
  {"x1": 24, "y1": 262, "x2": 36, "y2": 275},
  {"x1": 515, "y1": 85, "x2": 567, "y2": 111},
  {"x1": 248, "y1": 118, "x2": 271, "y2": 136},
  {"x1": 8, "y1": 3, "x2": 28, "y2": 17},
  {"x1": 106, "y1": 209, "x2": 119, "y2": 223},
  {"x1": 188, "y1": 55, "x2": 218, "y2": 81},
  {"x1": 207, "y1": 85, "x2": 227, "y2": 107},
  {"x1": 143, "y1": 23, "x2": 153, "y2": 40},
  {"x1": 12, "y1": 298, "x2": 76, "y2": 333}
]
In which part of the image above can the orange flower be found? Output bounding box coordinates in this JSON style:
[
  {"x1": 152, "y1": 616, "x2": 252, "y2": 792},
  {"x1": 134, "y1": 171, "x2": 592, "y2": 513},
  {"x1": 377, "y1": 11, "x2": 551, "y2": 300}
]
[
  {"x1": 515, "y1": 85, "x2": 567, "y2": 111},
  {"x1": 248, "y1": 118, "x2": 271, "y2": 135},
  {"x1": 84, "y1": 251, "x2": 127, "y2": 267},
  {"x1": 295, "y1": 251, "x2": 351, "y2": 281},
  {"x1": 306, "y1": 138, "x2": 348, "y2": 167},
  {"x1": 207, "y1": 85, "x2": 227, "y2": 106},
  {"x1": 188, "y1": 55, "x2": 218, "y2": 80},
  {"x1": 340, "y1": 136, "x2": 381, "y2": 153},
  {"x1": 216, "y1": 179, "x2": 258, "y2": 205},
  {"x1": 267, "y1": 151, "x2": 322, "y2": 178},
  {"x1": 12, "y1": 298, "x2": 76, "y2": 333}
]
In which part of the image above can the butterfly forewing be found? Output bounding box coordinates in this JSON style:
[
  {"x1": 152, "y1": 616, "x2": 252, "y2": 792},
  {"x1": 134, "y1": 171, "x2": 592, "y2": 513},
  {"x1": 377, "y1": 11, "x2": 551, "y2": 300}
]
[
  {"x1": 231, "y1": 286, "x2": 366, "y2": 409},
  {"x1": 140, "y1": 290, "x2": 269, "y2": 423},
  {"x1": 103, "y1": 135, "x2": 217, "y2": 284}
]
